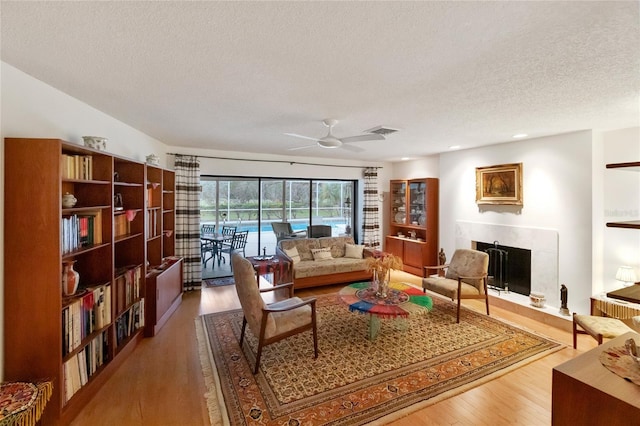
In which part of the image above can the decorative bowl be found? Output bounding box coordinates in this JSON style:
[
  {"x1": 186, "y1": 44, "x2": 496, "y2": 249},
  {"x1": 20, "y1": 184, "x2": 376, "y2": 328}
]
[
  {"x1": 146, "y1": 154, "x2": 160, "y2": 166},
  {"x1": 82, "y1": 136, "x2": 107, "y2": 150},
  {"x1": 529, "y1": 292, "x2": 546, "y2": 308}
]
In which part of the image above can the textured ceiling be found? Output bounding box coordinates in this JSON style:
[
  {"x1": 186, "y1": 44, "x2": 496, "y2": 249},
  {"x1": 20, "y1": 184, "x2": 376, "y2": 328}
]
[{"x1": 1, "y1": 1, "x2": 638, "y2": 161}]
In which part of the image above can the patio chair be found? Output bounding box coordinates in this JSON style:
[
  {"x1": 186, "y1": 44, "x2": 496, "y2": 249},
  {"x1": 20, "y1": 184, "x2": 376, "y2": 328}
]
[
  {"x1": 232, "y1": 253, "x2": 318, "y2": 374},
  {"x1": 220, "y1": 230, "x2": 249, "y2": 269},
  {"x1": 201, "y1": 224, "x2": 216, "y2": 265},
  {"x1": 307, "y1": 224, "x2": 332, "y2": 238},
  {"x1": 271, "y1": 222, "x2": 306, "y2": 243}
]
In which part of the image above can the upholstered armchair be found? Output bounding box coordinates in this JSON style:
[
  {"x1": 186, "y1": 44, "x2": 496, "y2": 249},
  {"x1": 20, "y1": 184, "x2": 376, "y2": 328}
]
[
  {"x1": 232, "y1": 253, "x2": 318, "y2": 373},
  {"x1": 422, "y1": 248, "x2": 489, "y2": 323}
]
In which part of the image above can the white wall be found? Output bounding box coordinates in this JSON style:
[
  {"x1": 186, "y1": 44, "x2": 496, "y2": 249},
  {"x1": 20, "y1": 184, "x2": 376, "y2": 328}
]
[{"x1": 393, "y1": 129, "x2": 640, "y2": 316}]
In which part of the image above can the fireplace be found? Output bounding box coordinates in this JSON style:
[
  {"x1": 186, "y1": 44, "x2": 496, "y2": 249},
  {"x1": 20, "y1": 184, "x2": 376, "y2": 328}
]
[
  {"x1": 456, "y1": 221, "x2": 559, "y2": 309},
  {"x1": 475, "y1": 241, "x2": 532, "y2": 296}
]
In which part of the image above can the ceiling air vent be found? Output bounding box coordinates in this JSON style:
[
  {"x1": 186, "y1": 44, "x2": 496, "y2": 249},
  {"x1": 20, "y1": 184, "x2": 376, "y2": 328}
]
[{"x1": 364, "y1": 126, "x2": 400, "y2": 136}]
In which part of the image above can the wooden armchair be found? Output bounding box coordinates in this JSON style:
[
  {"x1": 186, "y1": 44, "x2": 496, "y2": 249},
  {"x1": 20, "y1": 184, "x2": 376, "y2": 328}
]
[
  {"x1": 232, "y1": 253, "x2": 318, "y2": 373},
  {"x1": 422, "y1": 248, "x2": 489, "y2": 323}
]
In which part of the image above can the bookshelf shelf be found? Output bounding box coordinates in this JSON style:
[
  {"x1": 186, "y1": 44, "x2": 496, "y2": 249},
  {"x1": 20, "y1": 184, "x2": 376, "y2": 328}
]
[{"x1": 3, "y1": 138, "x2": 179, "y2": 425}]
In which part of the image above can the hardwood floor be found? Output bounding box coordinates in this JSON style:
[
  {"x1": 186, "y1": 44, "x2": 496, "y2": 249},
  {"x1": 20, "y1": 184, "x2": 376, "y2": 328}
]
[{"x1": 71, "y1": 271, "x2": 596, "y2": 425}]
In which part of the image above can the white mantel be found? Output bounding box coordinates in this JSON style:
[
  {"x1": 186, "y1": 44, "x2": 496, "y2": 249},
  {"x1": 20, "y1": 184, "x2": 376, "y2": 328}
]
[{"x1": 456, "y1": 221, "x2": 560, "y2": 308}]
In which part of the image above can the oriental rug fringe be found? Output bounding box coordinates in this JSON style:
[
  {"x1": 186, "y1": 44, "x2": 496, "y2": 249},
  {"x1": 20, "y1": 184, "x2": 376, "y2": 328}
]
[{"x1": 197, "y1": 290, "x2": 562, "y2": 425}]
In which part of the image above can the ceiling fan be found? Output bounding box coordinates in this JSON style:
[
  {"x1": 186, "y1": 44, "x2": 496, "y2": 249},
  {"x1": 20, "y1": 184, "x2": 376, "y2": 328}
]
[{"x1": 285, "y1": 119, "x2": 385, "y2": 152}]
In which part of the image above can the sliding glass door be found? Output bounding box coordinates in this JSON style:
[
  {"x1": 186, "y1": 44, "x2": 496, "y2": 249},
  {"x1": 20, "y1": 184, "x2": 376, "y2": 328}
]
[{"x1": 201, "y1": 176, "x2": 355, "y2": 258}]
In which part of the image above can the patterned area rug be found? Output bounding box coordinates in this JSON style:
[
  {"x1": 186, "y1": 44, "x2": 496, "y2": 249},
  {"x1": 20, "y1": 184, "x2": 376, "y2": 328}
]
[
  {"x1": 203, "y1": 276, "x2": 235, "y2": 287},
  {"x1": 198, "y1": 288, "x2": 562, "y2": 425}
]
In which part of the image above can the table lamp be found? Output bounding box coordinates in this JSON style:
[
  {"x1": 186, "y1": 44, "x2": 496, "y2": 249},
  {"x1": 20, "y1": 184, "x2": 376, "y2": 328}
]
[{"x1": 615, "y1": 266, "x2": 638, "y2": 287}]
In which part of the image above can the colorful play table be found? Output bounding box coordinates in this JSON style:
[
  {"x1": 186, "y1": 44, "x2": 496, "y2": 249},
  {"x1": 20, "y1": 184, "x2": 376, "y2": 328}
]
[{"x1": 338, "y1": 281, "x2": 432, "y2": 340}]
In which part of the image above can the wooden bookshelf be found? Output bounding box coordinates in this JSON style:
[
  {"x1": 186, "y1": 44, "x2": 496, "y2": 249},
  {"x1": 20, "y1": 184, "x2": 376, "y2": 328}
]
[
  {"x1": 605, "y1": 161, "x2": 640, "y2": 229},
  {"x1": 144, "y1": 164, "x2": 181, "y2": 337},
  {"x1": 3, "y1": 138, "x2": 154, "y2": 424}
]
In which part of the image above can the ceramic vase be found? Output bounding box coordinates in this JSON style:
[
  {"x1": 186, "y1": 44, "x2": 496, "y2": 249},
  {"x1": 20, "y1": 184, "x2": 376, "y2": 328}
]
[{"x1": 62, "y1": 260, "x2": 79, "y2": 296}]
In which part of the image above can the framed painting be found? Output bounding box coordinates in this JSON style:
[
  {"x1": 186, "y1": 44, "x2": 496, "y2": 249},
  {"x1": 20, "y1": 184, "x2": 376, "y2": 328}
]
[{"x1": 476, "y1": 163, "x2": 523, "y2": 205}]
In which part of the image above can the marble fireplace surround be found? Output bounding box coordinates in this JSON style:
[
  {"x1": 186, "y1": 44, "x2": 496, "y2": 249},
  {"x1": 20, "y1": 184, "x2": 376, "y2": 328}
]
[{"x1": 456, "y1": 221, "x2": 560, "y2": 309}]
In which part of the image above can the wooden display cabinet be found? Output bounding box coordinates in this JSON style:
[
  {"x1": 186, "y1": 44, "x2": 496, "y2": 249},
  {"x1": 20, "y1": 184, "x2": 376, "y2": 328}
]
[{"x1": 386, "y1": 178, "x2": 439, "y2": 276}]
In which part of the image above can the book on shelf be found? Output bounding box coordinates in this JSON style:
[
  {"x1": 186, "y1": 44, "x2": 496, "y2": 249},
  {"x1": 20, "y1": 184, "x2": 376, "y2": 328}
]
[
  {"x1": 114, "y1": 213, "x2": 131, "y2": 238},
  {"x1": 61, "y1": 210, "x2": 103, "y2": 254},
  {"x1": 60, "y1": 153, "x2": 93, "y2": 180},
  {"x1": 114, "y1": 265, "x2": 142, "y2": 315},
  {"x1": 115, "y1": 299, "x2": 145, "y2": 347},
  {"x1": 62, "y1": 331, "x2": 109, "y2": 404},
  {"x1": 62, "y1": 283, "x2": 111, "y2": 357}
]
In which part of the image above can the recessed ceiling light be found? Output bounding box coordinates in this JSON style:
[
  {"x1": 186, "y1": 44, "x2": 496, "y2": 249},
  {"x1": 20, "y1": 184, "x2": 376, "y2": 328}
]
[
  {"x1": 449, "y1": 145, "x2": 461, "y2": 150},
  {"x1": 400, "y1": 157, "x2": 410, "y2": 161},
  {"x1": 513, "y1": 133, "x2": 528, "y2": 139}
]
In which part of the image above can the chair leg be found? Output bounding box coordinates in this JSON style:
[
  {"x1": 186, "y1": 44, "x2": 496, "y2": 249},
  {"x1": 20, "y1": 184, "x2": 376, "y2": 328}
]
[
  {"x1": 456, "y1": 298, "x2": 462, "y2": 323},
  {"x1": 254, "y1": 341, "x2": 264, "y2": 374},
  {"x1": 484, "y1": 277, "x2": 490, "y2": 315},
  {"x1": 572, "y1": 314, "x2": 578, "y2": 349},
  {"x1": 312, "y1": 309, "x2": 318, "y2": 359},
  {"x1": 240, "y1": 317, "x2": 247, "y2": 346}
]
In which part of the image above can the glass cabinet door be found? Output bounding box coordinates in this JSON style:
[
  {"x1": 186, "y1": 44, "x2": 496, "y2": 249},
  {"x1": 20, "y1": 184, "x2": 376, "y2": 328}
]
[
  {"x1": 391, "y1": 181, "x2": 407, "y2": 225},
  {"x1": 409, "y1": 180, "x2": 426, "y2": 227}
]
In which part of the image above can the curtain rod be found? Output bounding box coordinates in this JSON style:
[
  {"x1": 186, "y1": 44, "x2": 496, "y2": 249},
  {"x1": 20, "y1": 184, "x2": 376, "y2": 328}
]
[{"x1": 167, "y1": 153, "x2": 382, "y2": 169}]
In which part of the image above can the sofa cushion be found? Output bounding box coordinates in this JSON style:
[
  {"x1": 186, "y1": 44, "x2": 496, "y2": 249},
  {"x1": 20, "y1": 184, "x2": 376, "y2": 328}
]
[
  {"x1": 344, "y1": 243, "x2": 364, "y2": 259},
  {"x1": 311, "y1": 247, "x2": 333, "y2": 261},
  {"x1": 294, "y1": 257, "x2": 368, "y2": 279},
  {"x1": 319, "y1": 236, "x2": 355, "y2": 258},
  {"x1": 284, "y1": 246, "x2": 301, "y2": 264},
  {"x1": 280, "y1": 238, "x2": 319, "y2": 261}
]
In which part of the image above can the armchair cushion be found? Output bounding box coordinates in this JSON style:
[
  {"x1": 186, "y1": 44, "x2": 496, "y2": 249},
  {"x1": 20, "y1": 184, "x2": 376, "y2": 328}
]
[
  {"x1": 444, "y1": 249, "x2": 489, "y2": 291},
  {"x1": 267, "y1": 298, "x2": 313, "y2": 338}
]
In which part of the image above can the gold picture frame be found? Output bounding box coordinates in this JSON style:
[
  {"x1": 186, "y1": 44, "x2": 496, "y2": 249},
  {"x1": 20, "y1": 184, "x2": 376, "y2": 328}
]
[{"x1": 476, "y1": 163, "x2": 523, "y2": 205}]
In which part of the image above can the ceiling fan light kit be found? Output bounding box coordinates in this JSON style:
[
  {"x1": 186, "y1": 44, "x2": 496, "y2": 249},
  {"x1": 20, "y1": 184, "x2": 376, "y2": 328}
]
[{"x1": 286, "y1": 119, "x2": 391, "y2": 152}]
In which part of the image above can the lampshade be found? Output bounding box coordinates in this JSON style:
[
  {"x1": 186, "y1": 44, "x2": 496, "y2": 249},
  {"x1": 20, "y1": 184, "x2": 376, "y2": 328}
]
[{"x1": 615, "y1": 266, "x2": 638, "y2": 286}]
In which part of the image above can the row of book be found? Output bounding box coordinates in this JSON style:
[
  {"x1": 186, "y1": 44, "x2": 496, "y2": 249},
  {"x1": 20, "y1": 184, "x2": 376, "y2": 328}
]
[
  {"x1": 115, "y1": 300, "x2": 145, "y2": 347},
  {"x1": 147, "y1": 209, "x2": 160, "y2": 238},
  {"x1": 61, "y1": 153, "x2": 94, "y2": 180},
  {"x1": 114, "y1": 265, "x2": 143, "y2": 315},
  {"x1": 114, "y1": 213, "x2": 131, "y2": 238},
  {"x1": 62, "y1": 331, "x2": 109, "y2": 405},
  {"x1": 62, "y1": 284, "x2": 112, "y2": 357},
  {"x1": 61, "y1": 211, "x2": 103, "y2": 254}
]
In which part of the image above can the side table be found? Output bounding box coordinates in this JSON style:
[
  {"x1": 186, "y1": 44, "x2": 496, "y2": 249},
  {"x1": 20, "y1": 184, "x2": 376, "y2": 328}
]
[{"x1": 246, "y1": 254, "x2": 291, "y2": 285}]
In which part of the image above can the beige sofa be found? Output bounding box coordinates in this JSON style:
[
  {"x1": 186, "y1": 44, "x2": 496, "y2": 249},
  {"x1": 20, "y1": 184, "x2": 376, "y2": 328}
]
[{"x1": 276, "y1": 236, "x2": 373, "y2": 289}]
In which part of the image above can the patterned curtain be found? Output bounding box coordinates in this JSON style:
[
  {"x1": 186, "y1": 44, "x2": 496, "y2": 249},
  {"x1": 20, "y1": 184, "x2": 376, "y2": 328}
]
[
  {"x1": 362, "y1": 167, "x2": 381, "y2": 249},
  {"x1": 174, "y1": 155, "x2": 202, "y2": 290}
]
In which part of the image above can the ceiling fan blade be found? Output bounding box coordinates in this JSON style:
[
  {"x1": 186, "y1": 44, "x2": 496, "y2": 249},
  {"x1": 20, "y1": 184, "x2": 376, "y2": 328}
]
[
  {"x1": 284, "y1": 133, "x2": 320, "y2": 142},
  {"x1": 341, "y1": 144, "x2": 364, "y2": 153},
  {"x1": 288, "y1": 144, "x2": 316, "y2": 151},
  {"x1": 340, "y1": 134, "x2": 386, "y2": 143}
]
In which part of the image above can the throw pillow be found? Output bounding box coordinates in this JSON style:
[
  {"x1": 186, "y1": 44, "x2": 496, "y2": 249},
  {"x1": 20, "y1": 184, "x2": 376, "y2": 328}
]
[
  {"x1": 344, "y1": 243, "x2": 364, "y2": 259},
  {"x1": 284, "y1": 246, "x2": 301, "y2": 264},
  {"x1": 311, "y1": 247, "x2": 333, "y2": 261}
]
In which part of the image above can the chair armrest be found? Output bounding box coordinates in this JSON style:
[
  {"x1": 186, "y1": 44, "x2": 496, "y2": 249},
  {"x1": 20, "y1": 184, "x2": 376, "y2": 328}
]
[
  {"x1": 260, "y1": 282, "x2": 294, "y2": 298},
  {"x1": 264, "y1": 297, "x2": 317, "y2": 313},
  {"x1": 423, "y1": 264, "x2": 448, "y2": 277},
  {"x1": 457, "y1": 273, "x2": 488, "y2": 280}
]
